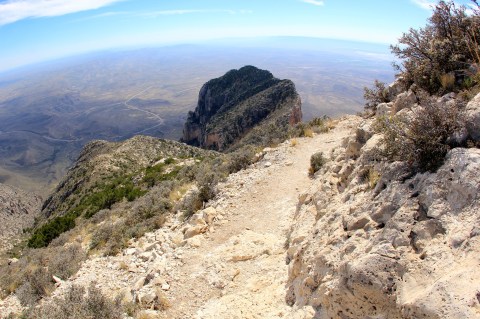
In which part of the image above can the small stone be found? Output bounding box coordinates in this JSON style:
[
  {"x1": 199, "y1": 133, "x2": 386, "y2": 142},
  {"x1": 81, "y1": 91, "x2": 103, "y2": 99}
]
[
  {"x1": 186, "y1": 236, "x2": 201, "y2": 248},
  {"x1": 125, "y1": 248, "x2": 138, "y2": 256},
  {"x1": 133, "y1": 277, "x2": 146, "y2": 290},
  {"x1": 184, "y1": 225, "x2": 208, "y2": 239},
  {"x1": 202, "y1": 207, "x2": 218, "y2": 224},
  {"x1": 52, "y1": 275, "x2": 63, "y2": 284},
  {"x1": 161, "y1": 283, "x2": 170, "y2": 291}
]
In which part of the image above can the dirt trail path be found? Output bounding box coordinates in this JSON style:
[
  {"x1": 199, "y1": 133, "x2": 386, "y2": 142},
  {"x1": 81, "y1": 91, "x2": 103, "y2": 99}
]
[
  {"x1": 161, "y1": 116, "x2": 359, "y2": 318},
  {"x1": 0, "y1": 116, "x2": 359, "y2": 318}
]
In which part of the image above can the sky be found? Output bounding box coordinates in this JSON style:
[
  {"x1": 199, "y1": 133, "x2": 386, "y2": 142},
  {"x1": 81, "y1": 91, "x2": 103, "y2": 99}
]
[{"x1": 0, "y1": 0, "x2": 475, "y2": 72}]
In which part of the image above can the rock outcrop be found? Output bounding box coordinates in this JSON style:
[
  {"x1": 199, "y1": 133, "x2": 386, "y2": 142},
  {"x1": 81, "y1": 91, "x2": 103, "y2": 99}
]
[
  {"x1": 285, "y1": 93, "x2": 480, "y2": 319},
  {"x1": 0, "y1": 183, "x2": 41, "y2": 253},
  {"x1": 181, "y1": 65, "x2": 302, "y2": 151}
]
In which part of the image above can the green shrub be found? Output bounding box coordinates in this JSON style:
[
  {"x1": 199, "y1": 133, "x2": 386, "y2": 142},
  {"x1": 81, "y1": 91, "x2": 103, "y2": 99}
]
[
  {"x1": 363, "y1": 80, "x2": 389, "y2": 112},
  {"x1": 28, "y1": 212, "x2": 78, "y2": 248},
  {"x1": 227, "y1": 146, "x2": 256, "y2": 173},
  {"x1": 391, "y1": 1, "x2": 480, "y2": 94},
  {"x1": 375, "y1": 97, "x2": 465, "y2": 172},
  {"x1": 143, "y1": 160, "x2": 181, "y2": 187},
  {"x1": 309, "y1": 152, "x2": 326, "y2": 175},
  {"x1": 79, "y1": 177, "x2": 146, "y2": 219}
]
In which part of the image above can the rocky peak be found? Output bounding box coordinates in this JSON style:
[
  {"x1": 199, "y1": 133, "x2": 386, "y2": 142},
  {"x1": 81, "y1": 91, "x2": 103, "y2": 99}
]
[{"x1": 181, "y1": 65, "x2": 302, "y2": 151}]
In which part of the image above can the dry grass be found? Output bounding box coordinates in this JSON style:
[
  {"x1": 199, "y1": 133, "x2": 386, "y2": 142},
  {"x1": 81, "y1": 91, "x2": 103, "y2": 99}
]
[
  {"x1": 169, "y1": 183, "x2": 193, "y2": 202},
  {"x1": 303, "y1": 128, "x2": 314, "y2": 138},
  {"x1": 290, "y1": 138, "x2": 298, "y2": 147},
  {"x1": 367, "y1": 168, "x2": 381, "y2": 189},
  {"x1": 440, "y1": 73, "x2": 455, "y2": 91},
  {"x1": 326, "y1": 119, "x2": 337, "y2": 131}
]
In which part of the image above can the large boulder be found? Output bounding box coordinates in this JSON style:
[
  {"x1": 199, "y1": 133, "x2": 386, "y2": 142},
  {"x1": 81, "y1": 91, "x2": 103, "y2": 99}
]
[
  {"x1": 465, "y1": 92, "x2": 480, "y2": 141},
  {"x1": 392, "y1": 90, "x2": 417, "y2": 114}
]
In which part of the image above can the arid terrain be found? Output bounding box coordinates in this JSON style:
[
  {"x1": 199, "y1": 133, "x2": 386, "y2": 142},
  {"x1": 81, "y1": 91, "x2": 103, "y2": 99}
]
[{"x1": 0, "y1": 38, "x2": 393, "y2": 196}]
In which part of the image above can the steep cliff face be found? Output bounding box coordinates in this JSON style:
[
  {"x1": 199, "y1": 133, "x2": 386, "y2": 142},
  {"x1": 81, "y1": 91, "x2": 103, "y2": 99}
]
[
  {"x1": 182, "y1": 65, "x2": 302, "y2": 151},
  {"x1": 0, "y1": 183, "x2": 41, "y2": 253}
]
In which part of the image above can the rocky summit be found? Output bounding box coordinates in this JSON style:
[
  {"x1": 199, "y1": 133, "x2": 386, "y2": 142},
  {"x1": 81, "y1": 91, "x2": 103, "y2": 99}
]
[{"x1": 181, "y1": 65, "x2": 302, "y2": 151}]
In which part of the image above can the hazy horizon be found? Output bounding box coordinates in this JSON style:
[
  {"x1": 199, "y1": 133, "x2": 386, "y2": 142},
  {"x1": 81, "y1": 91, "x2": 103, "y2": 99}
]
[
  {"x1": 0, "y1": 35, "x2": 393, "y2": 75},
  {"x1": 1, "y1": 0, "x2": 465, "y2": 72}
]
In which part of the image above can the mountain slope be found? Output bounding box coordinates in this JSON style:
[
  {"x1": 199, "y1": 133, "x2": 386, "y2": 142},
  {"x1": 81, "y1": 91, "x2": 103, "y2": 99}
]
[
  {"x1": 0, "y1": 115, "x2": 357, "y2": 318},
  {"x1": 2, "y1": 105, "x2": 479, "y2": 318},
  {"x1": 0, "y1": 184, "x2": 41, "y2": 254},
  {"x1": 182, "y1": 66, "x2": 302, "y2": 151}
]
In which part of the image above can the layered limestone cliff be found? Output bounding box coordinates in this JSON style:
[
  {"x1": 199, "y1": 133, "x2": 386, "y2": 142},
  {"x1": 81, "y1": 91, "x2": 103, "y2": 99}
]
[{"x1": 181, "y1": 65, "x2": 302, "y2": 151}]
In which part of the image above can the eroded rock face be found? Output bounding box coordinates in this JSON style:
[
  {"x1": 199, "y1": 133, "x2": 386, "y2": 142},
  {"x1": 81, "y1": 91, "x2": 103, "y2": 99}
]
[
  {"x1": 286, "y1": 118, "x2": 480, "y2": 318},
  {"x1": 465, "y1": 93, "x2": 480, "y2": 141},
  {"x1": 181, "y1": 65, "x2": 302, "y2": 151}
]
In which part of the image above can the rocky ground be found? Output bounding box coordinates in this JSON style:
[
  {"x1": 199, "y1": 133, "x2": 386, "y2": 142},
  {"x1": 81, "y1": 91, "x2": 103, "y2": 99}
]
[
  {"x1": 0, "y1": 115, "x2": 359, "y2": 318},
  {"x1": 2, "y1": 96, "x2": 480, "y2": 318}
]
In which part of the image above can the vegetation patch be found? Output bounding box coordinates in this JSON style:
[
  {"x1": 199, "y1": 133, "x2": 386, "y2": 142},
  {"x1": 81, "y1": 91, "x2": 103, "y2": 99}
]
[
  {"x1": 309, "y1": 152, "x2": 326, "y2": 176},
  {"x1": 27, "y1": 283, "x2": 122, "y2": 319},
  {"x1": 374, "y1": 97, "x2": 466, "y2": 172},
  {"x1": 27, "y1": 212, "x2": 78, "y2": 248}
]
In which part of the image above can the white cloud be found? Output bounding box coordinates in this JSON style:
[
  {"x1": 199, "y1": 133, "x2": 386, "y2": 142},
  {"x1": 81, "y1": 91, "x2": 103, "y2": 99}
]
[
  {"x1": 300, "y1": 0, "x2": 325, "y2": 6},
  {"x1": 0, "y1": 0, "x2": 124, "y2": 26},
  {"x1": 137, "y1": 9, "x2": 249, "y2": 18},
  {"x1": 411, "y1": 0, "x2": 436, "y2": 10},
  {"x1": 74, "y1": 8, "x2": 252, "y2": 22}
]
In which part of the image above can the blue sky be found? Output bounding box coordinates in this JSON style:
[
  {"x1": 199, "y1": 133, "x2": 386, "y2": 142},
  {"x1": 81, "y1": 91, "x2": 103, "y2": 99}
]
[{"x1": 0, "y1": 0, "x2": 474, "y2": 72}]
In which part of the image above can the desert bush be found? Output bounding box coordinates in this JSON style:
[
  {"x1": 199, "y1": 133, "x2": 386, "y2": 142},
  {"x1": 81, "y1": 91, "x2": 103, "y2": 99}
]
[
  {"x1": 309, "y1": 116, "x2": 331, "y2": 133},
  {"x1": 0, "y1": 244, "x2": 86, "y2": 306},
  {"x1": 391, "y1": 0, "x2": 480, "y2": 94},
  {"x1": 309, "y1": 152, "x2": 326, "y2": 175},
  {"x1": 90, "y1": 185, "x2": 173, "y2": 255},
  {"x1": 29, "y1": 283, "x2": 122, "y2": 319},
  {"x1": 227, "y1": 145, "x2": 256, "y2": 173},
  {"x1": 28, "y1": 211, "x2": 78, "y2": 248},
  {"x1": 178, "y1": 189, "x2": 203, "y2": 218},
  {"x1": 290, "y1": 116, "x2": 332, "y2": 137},
  {"x1": 375, "y1": 97, "x2": 466, "y2": 172},
  {"x1": 28, "y1": 175, "x2": 147, "y2": 248},
  {"x1": 364, "y1": 80, "x2": 389, "y2": 112},
  {"x1": 48, "y1": 244, "x2": 86, "y2": 280},
  {"x1": 16, "y1": 266, "x2": 51, "y2": 306}
]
